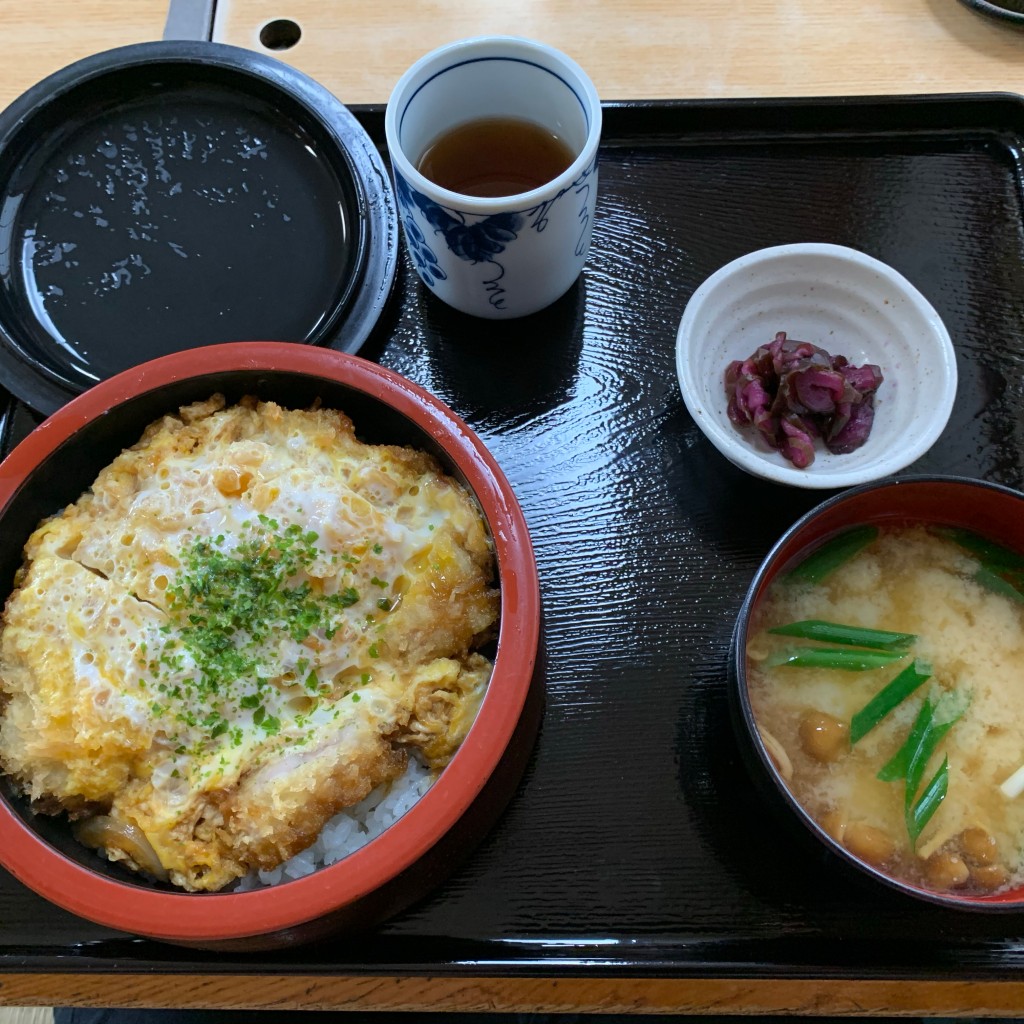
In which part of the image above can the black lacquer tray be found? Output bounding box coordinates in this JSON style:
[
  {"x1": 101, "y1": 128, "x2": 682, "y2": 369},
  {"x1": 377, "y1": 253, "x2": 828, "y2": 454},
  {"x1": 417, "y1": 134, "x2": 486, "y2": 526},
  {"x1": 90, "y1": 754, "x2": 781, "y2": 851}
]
[{"x1": 3, "y1": 95, "x2": 1024, "y2": 981}]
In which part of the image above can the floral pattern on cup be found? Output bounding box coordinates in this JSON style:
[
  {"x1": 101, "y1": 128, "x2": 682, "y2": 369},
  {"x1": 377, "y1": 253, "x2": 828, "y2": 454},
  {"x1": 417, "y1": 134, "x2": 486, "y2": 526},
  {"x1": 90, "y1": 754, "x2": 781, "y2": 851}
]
[
  {"x1": 385, "y1": 36, "x2": 603, "y2": 318},
  {"x1": 399, "y1": 207, "x2": 448, "y2": 287},
  {"x1": 395, "y1": 156, "x2": 597, "y2": 312}
]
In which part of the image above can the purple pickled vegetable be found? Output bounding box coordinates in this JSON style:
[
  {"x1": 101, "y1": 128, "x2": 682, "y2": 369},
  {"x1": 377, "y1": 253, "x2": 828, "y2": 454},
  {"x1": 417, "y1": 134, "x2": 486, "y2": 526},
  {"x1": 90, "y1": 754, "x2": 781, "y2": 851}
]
[
  {"x1": 827, "y1": 395, "x2": 876, "y2": 454},
  {"x1": 779, "y1": 412, "x2": 819, "y2": 469},
  {"x1": 838, "y1": 362, "x2": 884, "y2": 396},
  {"x1": 790, "y1": 365, "x2": 846, "y2": 414},
  {"x1": 721, "y1": 330, "x2": 884, "y2": 468},
  {"x1": 732, "y1": 372, "x2": 772, "y2": 427}
]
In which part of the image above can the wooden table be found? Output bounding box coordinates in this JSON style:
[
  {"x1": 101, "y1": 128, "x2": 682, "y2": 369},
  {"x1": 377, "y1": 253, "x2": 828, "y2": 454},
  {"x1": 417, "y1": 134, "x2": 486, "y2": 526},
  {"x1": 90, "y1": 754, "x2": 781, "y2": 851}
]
[
  {"x1": 211, "y1": 0, "x2": 1024, "y2": 105},
  {"x1": 4, "y1": 0, "x2": 1024, "y2": 1015},
  {"x1": 6, "y1": 0, "x2": 1024, "y2": 110}
]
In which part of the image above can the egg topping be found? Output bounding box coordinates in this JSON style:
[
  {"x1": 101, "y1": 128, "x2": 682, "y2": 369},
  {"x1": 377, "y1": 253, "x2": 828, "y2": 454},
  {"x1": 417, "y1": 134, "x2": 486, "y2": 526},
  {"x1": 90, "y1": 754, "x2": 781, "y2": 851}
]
[{"x1": 0, "y1": 396, "x2": 498, "y2": 891}]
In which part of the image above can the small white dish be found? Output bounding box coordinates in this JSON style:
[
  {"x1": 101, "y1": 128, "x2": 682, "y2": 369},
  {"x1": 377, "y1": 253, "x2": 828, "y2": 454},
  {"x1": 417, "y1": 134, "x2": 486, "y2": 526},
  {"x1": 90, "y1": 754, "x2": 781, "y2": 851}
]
[{"x1": 675, "y1": 242, "x2": 957, "y2": 489}]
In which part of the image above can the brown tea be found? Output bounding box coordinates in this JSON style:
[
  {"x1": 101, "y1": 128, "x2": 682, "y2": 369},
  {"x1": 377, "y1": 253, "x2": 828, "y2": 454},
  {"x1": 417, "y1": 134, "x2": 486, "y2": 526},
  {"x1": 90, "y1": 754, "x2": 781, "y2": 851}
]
[{"x1": 416, "y1": 116, "x2": 576, "y2": 198}]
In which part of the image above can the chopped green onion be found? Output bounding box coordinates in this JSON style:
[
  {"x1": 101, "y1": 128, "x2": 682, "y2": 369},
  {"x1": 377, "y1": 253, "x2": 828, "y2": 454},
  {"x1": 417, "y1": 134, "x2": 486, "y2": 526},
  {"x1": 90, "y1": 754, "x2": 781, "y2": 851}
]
[
  {"x1": 904, "y1": 693, "x2": 967, "y2": 804},
  {"x1": 786, "y1": 526, "x2": 878, "y2": 585},
  {"x1": 767, "y1": 619, "x2": 916, "y2": 651},
  {"x1": 877, "y1": 696, "x2": 934, "y2": 782},
  {"x1": 877, "y1": 690, "x2": 968, "y2": 846},
  {"x1": 907, "y1": 756, "x2": 949, "y2": 846},
  {"x1": 765, "y1": 645, "x2": 905, "y2": 671},
  {"x1": 850, "y1": 660, "x2": 932, "y2": 744},
  {"x1": 974, "y1": 567, "x2": 1024, "y2": 605},
  {"x1": 937, "y1": 527, "x2": 1024, "y2": 572},
  {"x1": 935, "y1": 527, "x2": 1024, "y2": 602}
]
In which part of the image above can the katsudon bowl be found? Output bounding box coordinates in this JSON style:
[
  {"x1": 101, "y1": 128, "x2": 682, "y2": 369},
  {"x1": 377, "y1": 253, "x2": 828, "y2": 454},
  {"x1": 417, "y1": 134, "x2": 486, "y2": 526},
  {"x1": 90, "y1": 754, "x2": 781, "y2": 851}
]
[{"x1": 0, "y1": 342, "x2": 542, "y2": 950}]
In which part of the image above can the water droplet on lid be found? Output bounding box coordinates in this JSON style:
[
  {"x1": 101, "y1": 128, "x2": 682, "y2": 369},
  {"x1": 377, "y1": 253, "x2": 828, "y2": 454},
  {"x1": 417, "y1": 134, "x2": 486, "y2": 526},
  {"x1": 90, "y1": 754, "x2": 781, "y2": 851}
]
[{"x1": 7, "y1": 91, "x2": 355, "y2": 385}]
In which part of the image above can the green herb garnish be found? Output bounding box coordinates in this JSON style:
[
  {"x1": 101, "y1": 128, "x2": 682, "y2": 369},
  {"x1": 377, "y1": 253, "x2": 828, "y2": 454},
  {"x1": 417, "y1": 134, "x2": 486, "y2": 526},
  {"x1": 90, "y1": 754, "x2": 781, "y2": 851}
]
[
  {"x1": 765, "y1": 646, "x2": 904, "y2": 672},
  {"x1": 768, "y1": 619, "x2": 916, "y2": 652},
  {"x1": 907, "y1": 757, "x2": 949, "y2": 846},
  {"x1": 905, "y1": 691, "x2": 968, "y2": 797},
  {"x1": 165, "y1": 521, "x2": 352, "y2": 696},
  {"x1": 877, "y1": 696, "x2": 936, "y2": 782},
  {"x1": 148, "y1": 517, "x2": 378, "y2": 752},
  {"x1": 849, "y1": 659, "x2": 932, "y2": 744},
  {"x1": 937, "y1": 527, "x2": 1024, "y2": 572},
  {"x1": 974, "y1": 567, "x2": 1024, "y2": 605},
  {"x1": 936, "y1": 527, "x2": 1024, "y2": 602},
  {"x1": 786, "y1": 526, "x2": 878, "y2": 585},
  {"x1": 876, "y1": 690, "x2": 968, "y2": 847}
]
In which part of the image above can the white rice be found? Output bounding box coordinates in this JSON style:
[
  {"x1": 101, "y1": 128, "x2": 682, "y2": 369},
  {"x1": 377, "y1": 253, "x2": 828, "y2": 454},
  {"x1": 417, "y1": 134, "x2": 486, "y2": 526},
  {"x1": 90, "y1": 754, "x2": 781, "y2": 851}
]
[{"x1": 235, "y1": 757, "x2": 435, "y2": 890}]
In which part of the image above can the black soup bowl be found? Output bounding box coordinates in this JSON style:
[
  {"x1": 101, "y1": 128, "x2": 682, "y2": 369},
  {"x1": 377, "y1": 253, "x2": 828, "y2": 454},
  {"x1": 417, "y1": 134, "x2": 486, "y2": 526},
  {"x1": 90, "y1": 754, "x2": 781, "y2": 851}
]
[{"x1": 731, "y1": 475, "x2": 1024, "y2": 911}]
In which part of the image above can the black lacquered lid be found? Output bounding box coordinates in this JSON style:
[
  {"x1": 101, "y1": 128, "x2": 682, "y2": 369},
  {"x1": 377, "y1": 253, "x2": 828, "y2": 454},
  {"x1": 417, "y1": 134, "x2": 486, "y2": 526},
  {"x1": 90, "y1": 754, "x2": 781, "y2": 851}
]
[{"x1": 0, "y1": 41, "x2": 398, "y2": 414}]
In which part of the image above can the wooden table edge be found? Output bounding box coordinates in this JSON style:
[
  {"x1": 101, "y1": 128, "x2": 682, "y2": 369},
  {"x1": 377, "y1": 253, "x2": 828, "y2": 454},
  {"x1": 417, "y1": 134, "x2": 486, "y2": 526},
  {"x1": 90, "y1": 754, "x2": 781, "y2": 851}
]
[{"x1": 3, "y1": 974, "x2": 1024, "y2": 1015}]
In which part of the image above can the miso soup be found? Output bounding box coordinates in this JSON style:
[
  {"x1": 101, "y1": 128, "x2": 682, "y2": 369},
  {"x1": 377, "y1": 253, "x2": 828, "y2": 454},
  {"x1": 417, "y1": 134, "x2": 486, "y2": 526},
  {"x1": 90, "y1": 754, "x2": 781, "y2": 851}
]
[{"x1": 747, "y1": 525, "x2": 1024, "y2": 895}]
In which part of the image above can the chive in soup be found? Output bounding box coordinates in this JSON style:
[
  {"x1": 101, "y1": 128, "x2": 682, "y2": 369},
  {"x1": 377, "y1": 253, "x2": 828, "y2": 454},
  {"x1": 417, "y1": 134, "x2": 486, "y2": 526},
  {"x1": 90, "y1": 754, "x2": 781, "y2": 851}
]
[{"x1": 746, "y1": 524, "x2": 1024, "y2": 895}]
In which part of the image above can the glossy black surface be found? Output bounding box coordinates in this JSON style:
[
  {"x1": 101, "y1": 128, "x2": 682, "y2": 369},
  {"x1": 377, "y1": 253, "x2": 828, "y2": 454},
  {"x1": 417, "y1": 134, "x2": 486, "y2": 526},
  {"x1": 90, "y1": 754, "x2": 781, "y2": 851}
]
[
  {"x1": 958, "y1": 0, "x2": 1024, "y2": 26},
  {"x1": 0, "y1": 42, "x2": 398, "y2": 415},
  {"x1": 3, "y1": 96, "x2": 1024, "y2": 977}
]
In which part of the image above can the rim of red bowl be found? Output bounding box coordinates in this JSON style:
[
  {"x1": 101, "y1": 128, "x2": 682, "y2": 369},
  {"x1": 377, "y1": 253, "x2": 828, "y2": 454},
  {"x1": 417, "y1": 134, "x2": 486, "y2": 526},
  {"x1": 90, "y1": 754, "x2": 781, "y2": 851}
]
[
  {"x1": 734, "y1": 474, "x2": 1024, "y2": 910},
  {"x1": 0, "y1": 341, "x2": 541, "y2": 942}
]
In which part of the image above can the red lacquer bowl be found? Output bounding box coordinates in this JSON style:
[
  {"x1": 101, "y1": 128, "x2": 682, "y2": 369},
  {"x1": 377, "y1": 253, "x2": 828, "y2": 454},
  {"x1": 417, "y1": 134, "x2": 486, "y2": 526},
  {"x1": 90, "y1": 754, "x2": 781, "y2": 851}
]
[
  {"x1": 731, "y1": 475, "x2": 1024, "y2": 910},
  {"x1": 0, "y1": 342, "x2": 542, "y2": 949}
]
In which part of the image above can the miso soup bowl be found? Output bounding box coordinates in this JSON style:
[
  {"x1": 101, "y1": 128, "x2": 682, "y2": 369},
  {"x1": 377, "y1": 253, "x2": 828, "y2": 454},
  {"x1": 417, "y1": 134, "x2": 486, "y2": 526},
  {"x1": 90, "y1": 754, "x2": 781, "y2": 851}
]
[
  {"x1": 0, "y1": 342, "x2": 542, "y2": 950},
  {"x1": 731, "y1": 474, "x2": 1024, "y2": 911}
]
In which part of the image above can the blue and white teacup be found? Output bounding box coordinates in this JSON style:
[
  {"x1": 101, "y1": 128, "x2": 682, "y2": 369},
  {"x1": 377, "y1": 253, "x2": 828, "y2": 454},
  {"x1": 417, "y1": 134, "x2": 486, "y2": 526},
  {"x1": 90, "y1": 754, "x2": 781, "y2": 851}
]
[{"x1": 385, "y1": 36, "x2": 602, "y2": 319}]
